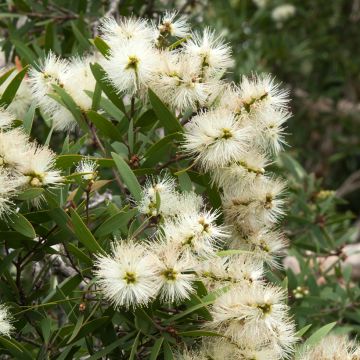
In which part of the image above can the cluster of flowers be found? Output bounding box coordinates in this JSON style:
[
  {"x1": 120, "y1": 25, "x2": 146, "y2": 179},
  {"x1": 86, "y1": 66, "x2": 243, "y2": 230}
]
[
  {"x1": 91, "y1": 12, "x2": 296, "y2": 360},
  {"x1": 0, "y1": 107, "x2": 62, "y2": 215}
]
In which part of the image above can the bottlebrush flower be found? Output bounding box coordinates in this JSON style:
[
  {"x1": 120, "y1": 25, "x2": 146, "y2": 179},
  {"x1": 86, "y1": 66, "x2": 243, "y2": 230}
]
[
  {"x1": 0, "y1": 107, "x2": 15, "y2": 129},
  {"x1": 183, "y1": 109, "x2": 252, "y2": 170},
  {"x1": 0, "y1": 304, "x2": 14, "y2": 337},
  {"x1": 28, "y1": 52, "x2": 74, "y2": 131},
  {"x1": 0, "y1": 129, "x2": 30, "y2": 174},
  {"x1": 209, "y1": 284, "x2": 294, "y2": 351},
  {"x1": 75, "y1": 158, "x2": 98, "y2": 181},
  {"x1": 63, "y1": 55, "x2": 97, "y2": 112},
  {"x1": 184, "y1": 28, "x2": 233, "y2": 78},
  {"x1": 157, "y1": 11, "x2": 190, "y2": 39},
  {"x1": 197, "y1": 254, "x2": 264, "y2": 289},
  {"x1": 211, "y1": 148, "x2": 269, "y2": 189},
  {"x1": 94, "y1": 241, "x2": 158, "y2": 309},
  {"x1": 19, "y1": 143, "x2": 63, "y2": 188},
  {"x1": 222, "y1": 177, "x2": 286, "y2": 231},
  {"x1": 230, "y1": 227, "x2": 288, "y2": 268},
  {"x1": 103, "y1": 41, "x2": 159, "y2": 95},
  {"x1": 0, "y1": 169, "x2": 23, "y2": 217},
  {"x1": 151, "y1": 241, "x2": 195, "y2": 302},
  {"x1": 100, "y1": 17, "x2": 155, "y2": 48},
  {"x1": 300, "y1": 335, "x2": 360, "y2": 360}
]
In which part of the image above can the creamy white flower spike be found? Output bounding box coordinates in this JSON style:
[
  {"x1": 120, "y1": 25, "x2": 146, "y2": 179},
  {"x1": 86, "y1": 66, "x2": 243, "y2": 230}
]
[
  {"x1": 197, "y1": 254, "x2": 264, "y2": 290},
  {"x1": 209, "y1": 284, "x2": 295, "y2": 354},
  {"x1": 300, "y1": 335, "x2": 360, "y2": 360},
  {"x1": 223, "y1": 177, "x2": 286, "y2": 231},
  {"x1": 157, "y1": 11, "x2": 190, "y2": 39},
  {"x1": 0, "y1": 107, "x2": 15, "y2": 129},
  {"x1": 138, "y1": 175, "x2": 177, "y2": 217},
  {"x1": 184, "y1": 109, "x2": 252, "y2": 170},
  {"x1": 0, "y1": 304, "x2": 14, "y2": 337},
  {"x1": 184, "y1": 28, "x2": 234, "y2": 78},
  {"x1": 76, "y1": 158, "x2": 98, "y2": 181},
  {"x1": 0, "y1": 169, "x2": 23, "y2": 217},
  {"x1": 150, "y1": 52, "x2": 220, "y2": 112},
  {"x1": 0, "y1": 68, "x2": 31, "y2": 119},
  {"x1": 63, "y1": 55, "x2": 97, "y2": 112},
  {"x1": 211, "y1": 148, "x2": 269, "y2": 189},
  {"x1": 19, "y1": 143, "x2": 63, "y2": 188},
  {"x1": 103, "y1": 41, "x2": 159, "y2": 95},
  {"x1": 28, "y1": 52, "x2": 74, "y2": 131},
  {"x1": 0, "y1": 129, "x2": 30, "y2": 173},
  {"x1": 95, "y1": 241, "x2": 158, "y2": 309},
  {"x1": 220, "y1": 74, "x2": 289, "y2": 115},
  {"x1": 100, "y1": 17, "x2": 155, "y2": 48},
  {"x1": 152, "y1": 241, "x2": 195, "y2": 302},
  {"x1": 230, "y1": 227, "x2": 288, "y2": 268}
]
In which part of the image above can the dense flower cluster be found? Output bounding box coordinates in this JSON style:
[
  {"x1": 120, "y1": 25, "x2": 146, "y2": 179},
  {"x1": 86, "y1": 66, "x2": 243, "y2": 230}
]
[
  {"x1": 0, "y1": 107, "x2": 62, "y2": 215},
  {"x1": 0, "y1": 303, "x2": 13, "y2": 337}
]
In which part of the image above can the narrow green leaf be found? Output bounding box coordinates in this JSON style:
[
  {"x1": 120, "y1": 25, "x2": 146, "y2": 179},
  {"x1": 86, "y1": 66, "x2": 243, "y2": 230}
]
[
  {"x1": 70, "y1": 21, "x2": 91, "y2": 49},
  {"x1": 94, "y1": 209, "x2": 137, "y2": 237},
  {"x1": 129, "y1": 331, "x2": 141, "y2": 360},
  {"x1": 163, "y1": 340, "x2": 174, "y2": 360},
  {"x1": 67, "y1": 315, "x2": 84, "y2": 344},
  {"x1": 304, "y1": 322, "x2": 336, "y2": 347},
  {"x1": 0, "y1": 336, "x2": 32, "y2": 360},
  {"x1": 87, "y1": 110, "x2": 122, "y2": 141},
  {"x1": 179, "y1": 330, "x2": 222, "y2": 337},
  {"x1": 148, "y1": 88, "x2": 182, "y2": 133},
  {"x1": 149, "y1": 338, "x2": 164, "y2": 360},
  {"x1": 8, "y1": 212, "x2": 36, "y2": 238},
  {"x1": 11, "y1": 39, "x2": 37, "y2": 64},
  {"x1": 22, "y1": 102, "x2": 36, "y2": 134},
  {"x1": 0, "y1": 66, "x2": 28, "y2": 107},
  {"x1": 16, "y1": 188, "x2": 44, "y2": 201},
  {"x1": 70, "y1": 208, "x2": 104, "y2": 254},
  {"x1": 92, "y1": 37, "x2": 110, "y2": 58},
  {"x1": 0, "y1": 68, "x2": 15, "y2": 87},
  {"x1": 112, "y1": 152, "x2": 142, "y2": 202},
  {"x1": 296, "y1": 324, "x2": 312, "y2": 338},
  {"x1": 90, "y1": 63, "x2": 127, "y2": 115},
  {"x1": 67, "y1": 243, "x2": 92, "y2": 266}
]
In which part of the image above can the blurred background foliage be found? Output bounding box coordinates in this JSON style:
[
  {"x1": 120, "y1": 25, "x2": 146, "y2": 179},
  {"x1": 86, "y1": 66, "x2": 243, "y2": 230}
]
[{"x1": 0, "y1": 0, "x2": 360, "y2": 349}]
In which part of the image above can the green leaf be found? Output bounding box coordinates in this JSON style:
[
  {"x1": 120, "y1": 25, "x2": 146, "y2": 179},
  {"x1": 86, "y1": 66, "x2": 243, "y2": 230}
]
[
  {"x1": 304, "y1": 322, "x2": 336, "y2": 347},
  {"x1": 94, "y1": 209, "x2": 137, "y2": 237},
  {"x1": 163, "y1": 340, "x2": 174, "y2": 360},
  {"x1": 148, "y1": 88, "x2": 183, "y2": 133},
  {"x1": 70, "y1": 21, "x2": 91, "y2": 49},
  {"x1": 92, "y1": 37, "x2": 110, "y2": 58},
  {"x1": 22, "y1": 102, "x2": 36, "y2": 134},
  {"x1": 87, "y1": 110, "x2": 122, "y2": 141},
  {"x1": 16, "y1": 188, "x2": 44, "y2": 201},
  {"x1": 0, "y1": 66, "x2": 28, "y2": 107},
  {"x1": 129, "y1": 331, "x2": 141, "y2": 360},
  {"x1": 68, "y1": 317, "x2": 110, "y2": 344},
  {"x1": 11, "y1": 39, "x2": 37, "y2": 64},
  {"x1": 149, "y1": 338, "x2": 164, "y2": 360},
  {"x1": 51, "y1": 85, "x2": 89, "y2": 133},
  {"x1": 70, "y1": 208, "x2": 104, "y2": 254},
  {"x1": 67, "y1": 315, "x2": 84, "y2": 344},
  {"x1": 112, "y1": 152, "x2": 142, "y2": 202},
  {"x1": 90, "y1": 63, "x2": 127, "y2": 116},
  {"x1": 0, "y1": 68, "x2": 15, "y2": 87},
  {"x1": 0, "y1": 336, "x2": 32, "y2": 360},
  {"x1": 67, "y1": 243, "x2": 92, "y2": 266},
  {"x1": 8, "y1": 212, "x2": 36, "y2": 238},
  {"x1": 296, "y1": 324, "x2": 312, "y2": 338}
]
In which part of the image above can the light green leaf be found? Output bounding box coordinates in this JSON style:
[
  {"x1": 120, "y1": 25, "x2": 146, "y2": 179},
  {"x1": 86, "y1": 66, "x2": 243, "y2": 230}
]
[
  {"x1": 149, "y1": 338, "x2": 164, "y2": 360},
  {"x1": 148, "y1": 88, "x2": 183, "y2": 133},
  {"x1": 87, "y1": 110, "x2": 122, "y2": 141},
  {"x1": 0, "y1": 66, "x2": 28, "y2": 107},
  {"x1": 70, "y1": 208, "x2": 104, "y2": 254},
  {"x1": 112, "y1": 152, "x2": 142, "y2": 202},
  {"x1": 22, "y1": 102, "x2": 36, "y2": 134},
  {"x1": 8, "y1": 212, "x2": 36, "y2": 238},
  {"x1": 304, "y1": 322, "x2": 336, "y2": 347},
  {"x1": 129, "y1": 331, "x2": 141, "y2": 360}
]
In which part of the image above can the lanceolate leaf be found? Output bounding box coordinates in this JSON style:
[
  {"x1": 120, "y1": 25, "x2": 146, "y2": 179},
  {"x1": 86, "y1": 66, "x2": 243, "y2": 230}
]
[
  {"x1": 0, "y1": 66, "x2": 28, "y2": 107},
  {"x1": 148, "y1": 88, "x2": 183, "y2": 133},
  {"x1": 112, "y1": 152, "x2": 142, "y2": 202},
  {"x1": 8, "y1": 212, "x2": 36, "y2": 238}
]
